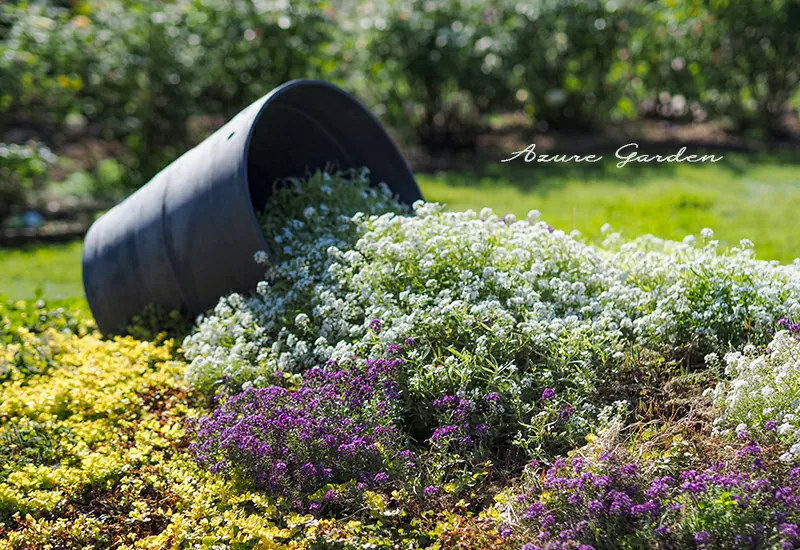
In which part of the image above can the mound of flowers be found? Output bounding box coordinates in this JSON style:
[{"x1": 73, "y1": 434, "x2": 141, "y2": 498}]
[
  {"x1": 5, "y1": 169, "x2": 800, "y2": 548},
  {"x1": 189, "y1": 356, "x2": 412, "y2": 510},
  {"x1": 184, "y1": 169, "x2": 800, "y2": 467}
]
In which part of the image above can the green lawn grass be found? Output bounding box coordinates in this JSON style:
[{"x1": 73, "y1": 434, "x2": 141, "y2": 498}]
[
  {"x1": 1, "y1": 152, "x2": 798, "y2": 303},
  {"x1": 420, "y1": 152, "x2": 800, "y2": 263},
  {"x1": 0, "y1": 241, "x2": 86, "y2": 304}
]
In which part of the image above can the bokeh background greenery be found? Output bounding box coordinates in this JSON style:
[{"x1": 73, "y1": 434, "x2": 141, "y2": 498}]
[{"x1": 1, "y1": 0, "x2": 799, "y2": 302}]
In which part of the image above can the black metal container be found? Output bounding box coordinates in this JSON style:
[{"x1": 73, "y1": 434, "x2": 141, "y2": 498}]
[{"x1": 82, "y1": 80, "x2": 422, "y2": 333}]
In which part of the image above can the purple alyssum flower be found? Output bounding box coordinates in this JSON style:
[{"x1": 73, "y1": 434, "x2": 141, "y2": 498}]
[
  {"x1": 558, "y1": 404, "x2": 576, "y2": 422},
  {"x1": 509, "y1": 449, "x2": 800, "y2": 549},
  {"x1": 498, "y1": 524, "x2": 513, "y2": 539},
  {"x1": 369, "y1": 318, "x2": 382, "y2": 334},
  {"x1": 695, "y1": 531, "x2": 711, "y2": 546},
  {"x1": 188, "y1": 354, "x2": 410, "y2": 509},
  {"x1": 766, "y1": 419, "x2": 779, "y2": 433}
]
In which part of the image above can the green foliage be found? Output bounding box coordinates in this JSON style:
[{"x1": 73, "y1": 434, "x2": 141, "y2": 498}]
[
  {"x1": 0, "y1": 0, "x2": 340, "y2": 189},
  {"x1": 0, "y1": 295, "x2": 92, "y2": 345},
  {"x1": 0, "y1": 296, "x2": 92, "y2": 386},
  {"x1": 0, "y1": 142, "x2": 58, "y2": 222},
  {"x1": 362, "y1": 0, "x2": 512, "y2": 150},
  {"x1": 505, "y1": 0, "x2": 637, "y2": 128},
  {"x1": 360, "y1": 0, "x2": 800, "y2": 138},
  {"x1": 123, "y1": 303, "x2": 191, "y2": 342},
  {"x1": 0, "y1": 420, "x2": 75, "y2": 473},
  {"x1": 702, "y1": 0, "x2": 800, "y2": 136},
  {"x1": 182, "y1": 0, "x2": 339, "y2": 118},
  {"x1": 624, "y1": 0, "x2": 800, "y2": 136}
]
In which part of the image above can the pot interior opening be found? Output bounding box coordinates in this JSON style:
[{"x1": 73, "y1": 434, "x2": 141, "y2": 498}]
[{"x1": 245, "y1": 83, "x2": 419, "y2": 212}]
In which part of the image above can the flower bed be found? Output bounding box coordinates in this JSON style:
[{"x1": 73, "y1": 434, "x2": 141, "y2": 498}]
[
  {"x1": 3, "y1": 170, "x2": 800, "y2": 548},
  {"x1": 499, "y1": 444, "x2": 800, "y2": 548},
  {"x1": 188, "y1": 356, "x2": 412, "y2": 511}
]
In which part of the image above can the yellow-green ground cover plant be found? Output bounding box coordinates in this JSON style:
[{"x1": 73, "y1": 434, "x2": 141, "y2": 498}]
[{"x1": 4, "y1": 170, "x2": 800, "y2": 548}]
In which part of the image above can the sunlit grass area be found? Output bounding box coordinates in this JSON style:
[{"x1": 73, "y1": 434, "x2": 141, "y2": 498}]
[
  {"x1": 0, "y1": 241, "x2": 85, "y2": 304},
  {"x1": 420, "y1": 152, "x2": 800, "y2": 263}
]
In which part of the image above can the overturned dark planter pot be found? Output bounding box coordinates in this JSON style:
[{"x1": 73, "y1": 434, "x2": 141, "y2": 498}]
[{"x1": 82, "y1": 80, "x2": 422, "y2": 333}]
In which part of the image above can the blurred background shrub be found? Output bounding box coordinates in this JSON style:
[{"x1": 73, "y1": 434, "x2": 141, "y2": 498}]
[
  {"x1": 0, "y1": 0, "x2": 798, "y2": 224},
  {"x1": 624, "y1": 0, "x2": 800, "y2": 136},
  {"x1": 360, "y1": 0, "x2": 514, "y2": 151},
  {"x1": 503, "y1": 0, "x2": 637, "y2": 129},
  {"x1": 0, "y1": 0, "x2": 339, "y2": 193},
  {"x1": 0, "y1": 141, "x2": 57, "y2": 222}
]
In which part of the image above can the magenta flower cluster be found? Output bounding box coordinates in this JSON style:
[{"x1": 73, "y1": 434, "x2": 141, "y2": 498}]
[
  {"x1": 428, "y1": 392, "x2": 504, "y2": 452},
  {"x1": 777, "y1": 317, "x2": 800, "y2": 336},
  {"x1": 188, "y1": 357, "x2": 411, "y2": 509},
  {"x1": 510, "y1": 448, "x2": 800, "y2": 549}
]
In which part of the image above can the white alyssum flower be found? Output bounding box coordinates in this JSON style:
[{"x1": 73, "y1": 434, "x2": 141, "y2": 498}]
[
  {"x1": 294, "y1": 313, "x2": 310, "y2": 329},
  {"x1": 253, "y1": 250, "x2": 269, "y2": 264},
  {"x1": 712, "y1": 330, "x2": 800, "y2": 459}
]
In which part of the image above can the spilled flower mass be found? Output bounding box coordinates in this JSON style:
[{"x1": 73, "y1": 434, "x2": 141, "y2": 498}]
[{"x1": 180, "y1": 169, "x2": 800, "y2": 546}]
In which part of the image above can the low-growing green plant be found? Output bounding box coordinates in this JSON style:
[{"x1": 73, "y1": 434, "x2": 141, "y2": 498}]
[
  {"x1": 123, "y1": 303, "x2": 191, "y2": 342},
  {"x1": 0, "y1": 420, "x2": 75, "y2": 474},
  {"x1": 0, "y1": 295, "x2": 91, "y2": 345}
]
